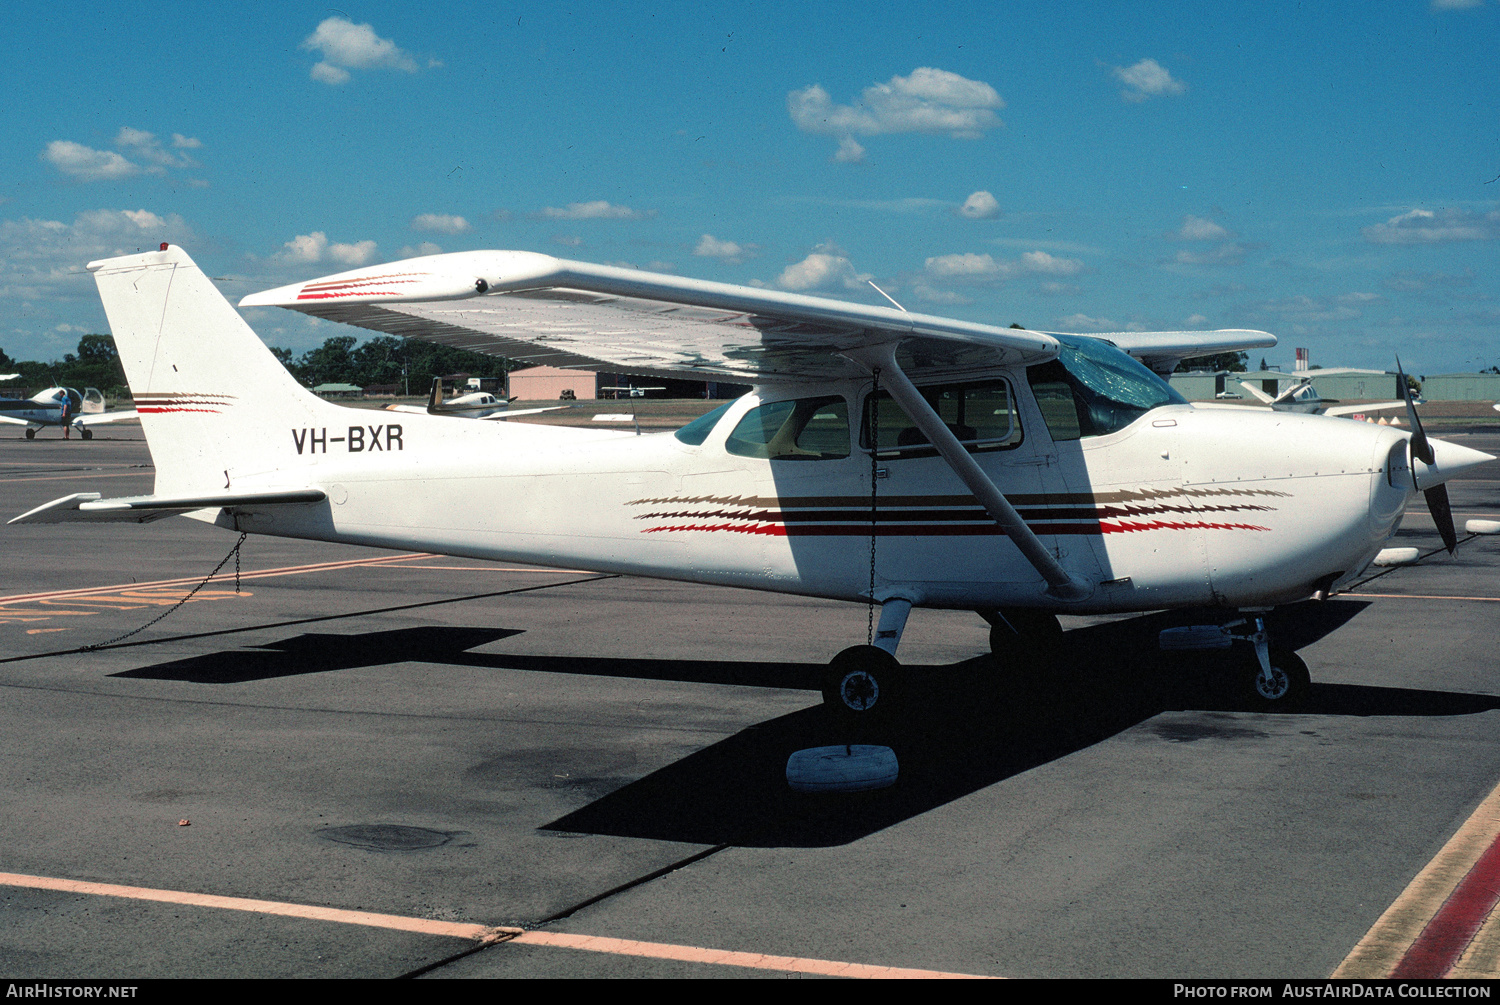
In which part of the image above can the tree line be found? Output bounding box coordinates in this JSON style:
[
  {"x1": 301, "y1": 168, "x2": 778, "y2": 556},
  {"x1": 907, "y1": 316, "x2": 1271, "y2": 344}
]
[{"x1": 1, "y1": 334, "x2": 512, "y2": 398}]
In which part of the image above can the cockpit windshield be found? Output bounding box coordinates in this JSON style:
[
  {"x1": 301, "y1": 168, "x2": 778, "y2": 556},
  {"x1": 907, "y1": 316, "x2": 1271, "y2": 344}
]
[{"x1": 1026, "y1": 334, "x2": 1186, "y2": 440}]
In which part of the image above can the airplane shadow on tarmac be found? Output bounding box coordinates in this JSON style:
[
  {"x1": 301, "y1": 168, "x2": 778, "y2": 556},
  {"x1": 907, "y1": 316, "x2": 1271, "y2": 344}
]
[{"x1": 113, "y1": 599, "x2": 1500, "y2": 848}]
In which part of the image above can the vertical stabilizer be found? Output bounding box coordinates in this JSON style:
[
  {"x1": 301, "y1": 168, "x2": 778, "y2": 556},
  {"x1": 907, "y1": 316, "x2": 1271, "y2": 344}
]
[{"x1": 89, "y1": 245, "x2": 334, "y2": 496}]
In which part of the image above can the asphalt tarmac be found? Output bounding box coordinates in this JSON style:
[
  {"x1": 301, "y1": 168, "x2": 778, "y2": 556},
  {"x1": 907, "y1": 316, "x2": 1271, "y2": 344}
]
[{"x1": 0, "y1": 423, "x2": 1497, "y2": 979}]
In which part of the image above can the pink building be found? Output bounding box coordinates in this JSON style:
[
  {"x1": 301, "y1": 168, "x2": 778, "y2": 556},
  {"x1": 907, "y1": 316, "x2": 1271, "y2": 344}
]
[{"x1": 506, "y1": 366, "x2": 597, "y2": 401}]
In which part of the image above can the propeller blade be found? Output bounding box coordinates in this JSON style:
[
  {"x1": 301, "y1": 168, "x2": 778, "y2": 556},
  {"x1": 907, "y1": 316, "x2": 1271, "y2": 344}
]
[
  {"x1": 1425, "y1": 483, "x2": 1459, "y2": 554},
  {"x1": 1395, "y1": 356, "x2": 1433, "y2": 466}
]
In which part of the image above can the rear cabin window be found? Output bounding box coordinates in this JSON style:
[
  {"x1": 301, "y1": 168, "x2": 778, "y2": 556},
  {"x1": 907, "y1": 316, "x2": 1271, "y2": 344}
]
[
  {"x1": 723, "y1": 396, "x2": 850, "y2": 460},
  {"x1": 860, "y1": 379, "x2": 1022, "y2": 459}
]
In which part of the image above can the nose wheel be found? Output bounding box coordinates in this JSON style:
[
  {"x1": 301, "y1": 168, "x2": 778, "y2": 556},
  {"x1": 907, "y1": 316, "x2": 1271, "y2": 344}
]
[
  {"x1": 1248, "y1": 646, "x2": 1310, "y2": 707},
  {"x1": 1158, "y1": 616, "x2": 1312, "y2": 709}
]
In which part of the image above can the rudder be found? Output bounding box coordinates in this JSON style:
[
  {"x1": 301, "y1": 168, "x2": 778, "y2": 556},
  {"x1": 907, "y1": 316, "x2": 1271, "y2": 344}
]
[{"x1": 90, "y1": 245, "x2": 335, "y2": 496}]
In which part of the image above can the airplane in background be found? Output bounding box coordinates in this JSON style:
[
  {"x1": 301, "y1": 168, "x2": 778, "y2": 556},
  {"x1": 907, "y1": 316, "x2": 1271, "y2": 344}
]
[
  {"x1": 1234, "y1": 377, "x2": 1409, "y2": 419},
  {"x1": 11, "y1": 245, "x2": 1494, "y2": 720},
  {"x1": 382, "y1": 377, "x2": 563, "y2": 420},
  {"x1": 0, "y1": 386, "x2": 139, "y2": 440}
]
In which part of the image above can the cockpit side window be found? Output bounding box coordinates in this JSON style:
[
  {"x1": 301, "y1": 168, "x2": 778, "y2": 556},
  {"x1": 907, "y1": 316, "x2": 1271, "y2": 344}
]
[
  {"x1": 1026, "y1": 334, "x2": 1185, "y2": 440},
  {"x1": 673, "y1": 401, "x2": 735, "y2": 445},
  {"x1": 860, "y1": 379, "x2": 1022, "y2": 459},
  {"x1": 724, "y1": 396, "x2": 850, "y2": 460}
]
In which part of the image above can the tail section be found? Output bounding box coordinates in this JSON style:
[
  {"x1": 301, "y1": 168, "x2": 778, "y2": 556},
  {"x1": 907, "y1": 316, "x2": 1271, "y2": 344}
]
[{"x1": 90, "y1": 245, "x2": 335, "y2": 496}]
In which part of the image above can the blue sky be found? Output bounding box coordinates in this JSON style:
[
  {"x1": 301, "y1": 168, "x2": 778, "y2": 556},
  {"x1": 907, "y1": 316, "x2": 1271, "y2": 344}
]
[{"x1": 3, "y1": 1, "x2": 1497, "y2": 375}]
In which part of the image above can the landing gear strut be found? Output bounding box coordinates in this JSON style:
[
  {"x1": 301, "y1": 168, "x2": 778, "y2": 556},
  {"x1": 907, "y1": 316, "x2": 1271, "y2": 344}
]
[{"x1": 1158, "y1": 616, "x2": 1311, "y2": 708}]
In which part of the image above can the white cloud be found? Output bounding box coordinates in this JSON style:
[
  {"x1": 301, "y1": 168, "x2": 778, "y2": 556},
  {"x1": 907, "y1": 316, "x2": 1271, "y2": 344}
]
[
  {"x1": 834, "y1": 136, "x2": 866, "y2": 163},
  {"x1": 775, "y1": 250, "x2": 872, "y2": 291},
  {"x1": 310, "y1": 62, "x2": 351, "y2": 85},
  {"x1": 301, "y1": 17, "x2": 420, "y2": 85},
  {"x1": 1038, "y1": 281, "x2": 1078, "y2": 295},
  {"x1": 924, "y1": 249, "x2": 1082, "y2": 284},
  {"x1": 648, "y1": 261, "x2": 676, "y2": 273},
  {"x1": 1362, "y1": 207, "x2": 1500, "y2": 244},
  {"x1": 172, "y1": 134, "x2": 202, "y2": 149},
  {"x1": 328, "y1": 240, "x2": 376, "y2": 265},
  {"x1": 398, "y1": 242, "x2": 443, "y2": 258},
  {"x1": 925, "y1": 252, "x2": 1009, "y2": 278},
  {"x1": 959, "y1": 190, "x2": 1001, "y2": 219},
  {"x1": 1021, "y1": 250, "x2": 1083, "y2": 275},
  {"x1": 42, "y1": 141, "x2": 139, "y2": 181},
  {"x1": 1185, "y1": 314, "x2": 1209, "y2": 325},
  {"x1": 910, "y1": 282, "x2": 972, "y2": 306},
  {"x1": 539, "y1": 200, "x2": 652, "y2": 220},
  {"x1": 1173, "y1": 243, "x2": 1247, "y2": 266},
  {"x1": 114, "y1": 127, "x2": 198, "y2": 172},
  {"x1": 1248, "y1": 295, "x2": 1362, "y2": 322},
  {"x1": 411, "y1": 213, "x2": 469, "y2": 234},
  {"x1": 1113, "y1": 59, "x2": 1187, "y2": 102},
  {"x1": 1338, "y1": 292, "x2": 1383, "y2": 304},
  {"x1": 1055, "y1": 314, "x2": 1114, "y2": 330},
  {"x1": 550, "y1": 234, "x2": 583, "y2": 246},
  {"x1": 694, "y1": 234, "x2": 757, "y2": 263},
  {"x1": 1173, "y1": 215, "x2": 1230, "y2": 241},
  {"x1": 276, "y1": 231, "x2": 377, "y2": 266},
  {"x1": 0, "y1": 208, "x2": 194, "y2": 305},
  {"x1": 789, "y1": 68, "x2": 1003, "y2": 160}
]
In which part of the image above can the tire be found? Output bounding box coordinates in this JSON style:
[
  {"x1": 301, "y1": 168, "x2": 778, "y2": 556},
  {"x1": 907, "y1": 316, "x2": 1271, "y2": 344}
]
[
  {"x1": 822, "y1": 645, "x2": 903, "y2": 721},
  {"x1": 80, "y1": 428, "x2": 92, "y2": 440},
  {"x1": 987, "y1": 608, "x2": 1063, "y2": 670},
  {"x1": 1246, "y1": 648, "x2": 1311, "y2": 708},
  {"x1": 24, "y1": 429, "x2": 34, "y2": 440}
]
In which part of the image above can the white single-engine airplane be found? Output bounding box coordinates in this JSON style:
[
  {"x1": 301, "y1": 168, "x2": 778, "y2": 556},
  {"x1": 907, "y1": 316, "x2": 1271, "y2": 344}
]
[
  {"x1": 0, "y1": 386, "x2": 139, "y2": 440},
  {"x1": 1235, "y1": 378, "x2": 1408, "y2": 419},
  {"x1": 382, "y1": 377, "x2": 562, "y2": 420},
  {"x1": 11, "y1": 245, "x2": 1493, "y2": 717}
]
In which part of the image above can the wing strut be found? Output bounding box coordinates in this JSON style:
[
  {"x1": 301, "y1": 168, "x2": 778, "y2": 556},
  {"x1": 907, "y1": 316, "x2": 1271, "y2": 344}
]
[{"x1": 849, "y1": 344, "x2": 1092, "y2": 601}]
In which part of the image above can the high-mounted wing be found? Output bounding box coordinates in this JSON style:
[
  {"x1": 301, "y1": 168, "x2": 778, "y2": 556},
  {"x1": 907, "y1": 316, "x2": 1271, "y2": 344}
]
[
  {"x1": 242, "y1": 252, "x2": 1064, "y2": 383},
  {"x1": 242, "y1": 251, "x2": 1272, "y2": 382},
  {"x1": 1077, "y1": 329, "x2": 1277, "y2": 376}
]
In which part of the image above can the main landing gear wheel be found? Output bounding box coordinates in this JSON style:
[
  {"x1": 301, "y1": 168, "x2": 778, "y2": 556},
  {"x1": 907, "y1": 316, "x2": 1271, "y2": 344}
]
[
  {"x1": 985, "y1": 608, "x2": 1063, "y2": 671},
  {"x1": 1247, "y1": 648, "x2": 1311, "y2": 708},
  {"x1": 80, "y1": 428, "x2": 92, "y2": 440},
  {"x1": 822, "y1": 645, "x2": 903, "y2": 721},
  {"x1": 24, "y1": 428, "x2": 34, "y2": 440}
]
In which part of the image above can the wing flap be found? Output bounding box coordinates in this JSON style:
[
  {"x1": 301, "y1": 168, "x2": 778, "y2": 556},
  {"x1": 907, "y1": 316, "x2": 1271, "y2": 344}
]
[{"x1": 10, "y1": 489, "x2": 326, "y2": 525}]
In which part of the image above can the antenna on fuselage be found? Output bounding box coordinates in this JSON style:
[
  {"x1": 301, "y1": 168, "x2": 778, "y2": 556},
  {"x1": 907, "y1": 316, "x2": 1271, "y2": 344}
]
[{"x1": 867, "y1": 280, "x2": 907, "y2": 313}]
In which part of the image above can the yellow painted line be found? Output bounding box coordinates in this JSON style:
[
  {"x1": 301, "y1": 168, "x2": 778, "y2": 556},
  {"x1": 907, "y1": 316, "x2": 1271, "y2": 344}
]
[
  {"x1": 0, "y1": 870, "x2": 996, "y2": 978},
  {"x1": 1343, "y1": 593, "x2": 1500, "y2": 602},
  {"x1": 0, "y1": 871, "x2": 509, "y2": 942},
  {"x1": 508, "y1": 931, "x2": 997, "y2": 979},
  {"x1": 1333, "y1": 775, "x2": 1500, "y2": 977}
]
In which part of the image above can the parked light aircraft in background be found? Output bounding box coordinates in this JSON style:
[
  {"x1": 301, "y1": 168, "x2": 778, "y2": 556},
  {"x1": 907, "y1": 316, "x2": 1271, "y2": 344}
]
[
  {"x1": 382, "y1": 377, "x2": 562, "y2": 420},
  {"x1": 10, "y1": 246, "x2": 1494, "y2": 717},
  {"x1": 1236, "y1": 378, "x2": 1408, "y2": 419},
  {"x1": 0, "y1": 386, "x2": 138, "y2": 440}
]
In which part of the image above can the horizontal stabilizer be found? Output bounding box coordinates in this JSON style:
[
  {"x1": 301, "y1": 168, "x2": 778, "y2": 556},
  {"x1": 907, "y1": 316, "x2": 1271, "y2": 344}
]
[{"x1": 10, "y1": 489, "x2": 326, "y2": 525}]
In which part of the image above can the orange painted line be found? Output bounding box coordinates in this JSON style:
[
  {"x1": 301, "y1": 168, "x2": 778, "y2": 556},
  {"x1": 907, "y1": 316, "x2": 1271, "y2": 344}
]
[
  {"x1": 0, "y1": 472, "x2": 154, "y2": 484},
  {"x1": 0, "y1": 871, "x2": 511, "y2": 943},
  {"x1": 0, "y1": 869, "x2": 996, "y2": 978},
  {"x1": 402, "y1": 565, "x2": 594, "y2": 573},
  {"x1": 509, "y1": 931, "x2": 998, "y2": 979},
  {"x1": 0, "y1": 553, "x2": 433, "y2": 605},
  {"x1": 1343, "y1": 593, "x2": 1500, "y2": 603}
]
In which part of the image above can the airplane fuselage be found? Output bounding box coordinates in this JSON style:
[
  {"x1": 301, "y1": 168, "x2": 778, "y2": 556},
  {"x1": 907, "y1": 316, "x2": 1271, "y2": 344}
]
[{"x1": 206, "y1": 379, "x2": 1413, "y2": 615}]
